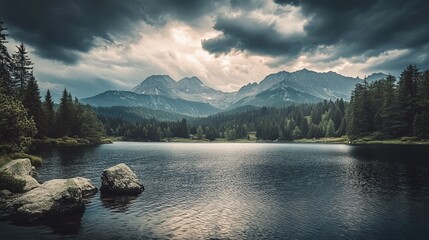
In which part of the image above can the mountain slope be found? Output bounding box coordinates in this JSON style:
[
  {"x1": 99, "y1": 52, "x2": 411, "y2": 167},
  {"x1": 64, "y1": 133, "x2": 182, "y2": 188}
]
[
  {"x1": 230, "y1": 86, "x2": 323, "y2": 108},
  {"x1": 82, "y1": 69, "x2": 388, "y2": 114},
  {"x1": 132, "y1": 75, "x2": 233, "y2": 108},
  {"x1": 81, "y1": 90, "x2": 221, "y2": 117},
  {"x1": 234, "y1": 69, "x2": 363, "y2": 103},
  {"x1": 95, "y1": 106, "x2": 190, "y2": 122}
]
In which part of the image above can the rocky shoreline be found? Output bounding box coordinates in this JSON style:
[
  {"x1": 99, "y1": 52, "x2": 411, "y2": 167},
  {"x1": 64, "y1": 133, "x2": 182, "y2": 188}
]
[{"x1": 0, "y1": 159, "x2": 144, "y2": 224}]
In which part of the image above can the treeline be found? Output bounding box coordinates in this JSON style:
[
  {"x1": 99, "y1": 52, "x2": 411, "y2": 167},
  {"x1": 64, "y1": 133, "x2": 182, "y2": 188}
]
[
  {"x1": 347, "y1": 65, "x2": 429, "y2": 140},
  {"x1": 191, "y1": 99, "x2": 347, "y2": 140},
  {"x1": 0, "y1": 22, "x2": 104, "y2": 153},
  {"x1": 99, "y1": 99, "x2": 347, "y2": 141},
  {"x1": 99, "y1": 117, "x2": 189, "y2": 141}
]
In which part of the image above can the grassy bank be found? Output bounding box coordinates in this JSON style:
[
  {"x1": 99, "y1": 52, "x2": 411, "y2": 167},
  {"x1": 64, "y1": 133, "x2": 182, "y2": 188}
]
[
  {"x1": 32, "y1": 136, "x2": 115, "y2": 147},
  {"x1": 0, "y1": 153, "x2": 42, "y2": 168}
]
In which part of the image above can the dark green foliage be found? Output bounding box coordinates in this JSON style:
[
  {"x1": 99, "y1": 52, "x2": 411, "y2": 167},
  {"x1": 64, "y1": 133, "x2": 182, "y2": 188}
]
[
  {"x1": 205, "y1": 127, "x2": 219, "y2": 141},
  {"x1": 55, "y1": 89, "x2": 105, "y2": 140},
  {"x1": 23, "y1": 75, "x2": 45, "y2": 137},
  {"x1": 43, "y1": 90, "x2": 55, "y2": 137},
  {"x1": 191, "y1": 100, "x2": 347, "y2": 141},
  {"x1": 0, "y1": 93, "x2": 37, "y2": 153},
  {"x1": 413, "y1": 112, "x2": 429, "y2": 139},
  {"x1": 346, "y1": 82, "x2": 372, "y2": 139},
  {"x1": 11, "y1": 43, "x2": 32, "y2": 100},
  {"x1": 0, "y1": 171, "x2": 25, "y2": 193},
  {"x1": 0, "y1": 22, "x2": 13, "y2": 96},
  {"x1": 398, "y1": 65, "x2": 420, "y2": 133},
  {"x1": 347, "y1": 66, "x2": 429, "y2": 140},
  {"x1": 196, "y1": 126, "x2": 204, "y2": 139},
  {"x1": 0, "y1": 22, "x2": 106, "y2": 153}
]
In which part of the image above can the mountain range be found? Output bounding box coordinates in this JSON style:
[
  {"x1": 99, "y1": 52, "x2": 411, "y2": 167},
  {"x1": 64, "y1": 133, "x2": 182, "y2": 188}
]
[{"x1": 81, "y1": 69, "x2": 388, "y2": 117}]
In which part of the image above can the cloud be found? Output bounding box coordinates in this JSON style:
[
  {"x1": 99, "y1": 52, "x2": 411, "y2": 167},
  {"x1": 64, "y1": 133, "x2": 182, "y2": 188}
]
[
  {"x1": 203, "y1": 0, "x2": 429, "y2": 71},
  {"x1": 202, "y1": 12, "x2": 306, "y2": 57},
  {"x1": 0, "y1": 0, "x2": 226, "y2": 64},
  {"x1": 2, "y1": 0, "x2": 429, "y2": 97}
]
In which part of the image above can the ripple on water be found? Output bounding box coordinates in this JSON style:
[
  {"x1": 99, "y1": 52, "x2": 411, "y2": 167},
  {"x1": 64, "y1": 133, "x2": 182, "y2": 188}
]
[{"x1": 1, "y1": 142, "x2": 429, "y2": 239}]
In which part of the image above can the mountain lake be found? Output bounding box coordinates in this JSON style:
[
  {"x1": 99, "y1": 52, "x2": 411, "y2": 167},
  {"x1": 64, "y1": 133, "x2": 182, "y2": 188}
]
[{"x1": 1, "y1": 142, "x2": 429, "y2": 239}]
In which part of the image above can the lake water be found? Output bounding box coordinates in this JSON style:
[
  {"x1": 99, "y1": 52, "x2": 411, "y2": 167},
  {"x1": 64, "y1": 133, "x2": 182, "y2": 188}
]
[{"x1": 1, "y1": 142, "x2": 429, "y2": 239}]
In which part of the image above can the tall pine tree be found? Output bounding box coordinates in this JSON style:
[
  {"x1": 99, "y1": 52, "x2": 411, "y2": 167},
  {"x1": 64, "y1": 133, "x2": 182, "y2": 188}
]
[
  {"x1": 12, "y1": 43, "x2": 33, "y2": 100},
  {"x1": 56, "y1": 88, "x2": 73, "y2": 137},
  {"x1": 23, "y1": 74, "x2": 45, "y2": 137},
  {"x1": 398, "y1": 65, "x2": 420, "y2": 134},
  {"x1": 0, "y1": 21, "x2": 13, "y2": 95},
  {"x1": 43, "y1": 90, "x2": 55, "y2": 137}
]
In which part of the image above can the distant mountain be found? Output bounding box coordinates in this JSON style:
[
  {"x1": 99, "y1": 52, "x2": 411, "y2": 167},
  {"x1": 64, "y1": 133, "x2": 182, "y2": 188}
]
[
  {"x1": 82, "y1": 69, "x2": 388, "y2": 116},
  {"x1": 230, "y1": 85, "x2": 323, "y2": 108},
  {"x1": 235, "y1": 69, "x2": 364, "y2": 103},
  {"x1": 132, "y1": 75, "x2": 177, "y2": 98},
  {"x1": 132, "y1": 75, "x2": 233, "y2": 108},
  {"x1": 81, "y1": 90, "x2": 221, "y2": 117},
  {"x1": 365, "y1": 72, "x2": 389, "y2": 82}
]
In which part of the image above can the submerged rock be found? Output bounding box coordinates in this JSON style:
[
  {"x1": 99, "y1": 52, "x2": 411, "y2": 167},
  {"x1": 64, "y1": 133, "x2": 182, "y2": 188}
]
[
  {"x1": 100, "y1": 163, "x2": 144, "y2": 195},
  {"x1": 0, "y1": 158, "x2": 32, "y2": 176}
]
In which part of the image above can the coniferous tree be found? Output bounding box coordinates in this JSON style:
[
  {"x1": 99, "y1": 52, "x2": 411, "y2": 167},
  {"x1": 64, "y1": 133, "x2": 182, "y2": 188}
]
[
  {"x1": 23, "y1": 74, "x2": 45, "y2": 137},
  {"x1": 43, "y1": 90, "x2": 55, "y2": 137},
  {"x1": 79, "y1": 105, "x2": 105, "y2": 142},
  {"x1": 56, "y1": 88, "x2": 73, "y2": 136},
  {"x1": 398, "y1": 65, "x2": 420, "y2": 134},
  {"x1": 347, "y1": 81, "x2": 371, "y2": 139},
  {"x1": 0, "y1": 22, "x2": 13, "y2": 95},
  {"x1": 325, "y1": 119, "x2": 335, "y2": 137},
  {"x1": 11, "y1": 43, "x2": 32, "y2": 100},
  {"x1": 379, "y1": 75, "x2": 404, "y2": 138},
  {"x1": 196, "y1": 125, "x2": 204, "y2": 139}
]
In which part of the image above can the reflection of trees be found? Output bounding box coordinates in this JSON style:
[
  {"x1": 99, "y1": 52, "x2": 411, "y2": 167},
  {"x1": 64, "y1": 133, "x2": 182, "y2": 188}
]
[
  {"x1": 346, "y1": 145, "x2": 429, "y2": 198},
  {"x1": 100, "y1": 194, "x2": 137, "y2": 213},
  {"x1": 56, "y1": 146, "x2": 98, "y2": 166},
  {"x1": 43, "y1": 211, "x2": 84, "y2": 235}
]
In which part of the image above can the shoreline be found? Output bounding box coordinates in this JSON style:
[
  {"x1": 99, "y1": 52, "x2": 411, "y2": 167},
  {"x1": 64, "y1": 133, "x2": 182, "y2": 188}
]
[{"x1": 112, "y1": 137, "x2": 429, "y2": 145}]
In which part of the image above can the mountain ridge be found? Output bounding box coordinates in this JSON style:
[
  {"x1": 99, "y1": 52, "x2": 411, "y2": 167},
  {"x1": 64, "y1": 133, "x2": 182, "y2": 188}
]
[{"x1": 81, "y1": 69, "x2": 388, "y2": 117}]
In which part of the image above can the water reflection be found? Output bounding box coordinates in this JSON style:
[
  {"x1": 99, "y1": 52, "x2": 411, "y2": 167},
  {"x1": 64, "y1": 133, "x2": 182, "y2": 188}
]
[
  {"x1": 2, "y1": 142, "x2": 428, "y2": 239},
  {"x1": 100, "y1": 194, "x2": 138, "y2": 213},
  {"x1": 44, "y1": 211, "x2": 84, "y2": 235},
  {"x1": 346, "y1": 145, "x2": 429, "y2": 196}
]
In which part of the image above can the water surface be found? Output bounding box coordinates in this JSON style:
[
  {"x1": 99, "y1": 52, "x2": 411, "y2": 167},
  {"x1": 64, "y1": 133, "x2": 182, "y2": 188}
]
[{"x1": 1, "y1": 142, "x2": 429, "y2": 239}]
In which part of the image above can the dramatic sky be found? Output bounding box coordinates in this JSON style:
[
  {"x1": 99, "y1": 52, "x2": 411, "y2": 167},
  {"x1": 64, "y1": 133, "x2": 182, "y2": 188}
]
[{"x1": 1, "y1": 0, "x2": 428, "y2": 99}]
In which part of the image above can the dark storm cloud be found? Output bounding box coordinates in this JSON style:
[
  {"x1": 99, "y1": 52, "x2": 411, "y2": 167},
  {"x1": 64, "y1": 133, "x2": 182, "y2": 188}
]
[
  {"x1": 202, "y1": 14, "x2": 305, "y2": 57},
  {"x1": 203, "y1": 0, "x2": 429, "y2": 67},
  {"x1": 0, "y1": 0, "x2": 225, "y2": 64}
]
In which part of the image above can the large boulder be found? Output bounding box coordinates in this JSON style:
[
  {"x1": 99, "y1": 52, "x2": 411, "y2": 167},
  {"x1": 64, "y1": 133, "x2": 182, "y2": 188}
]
[
  {"x1": 10, "y1": 178, "x2": 96, "y2": 223},
  {"x1": 100, "y1": 163, "x2": 144, "y2": 195},
  {"x1": 0, "y1": 158, "x2": 32, "y2": 176},
  {"x1": 0, "y1": 159, "x2": 40, "y2": 193}
]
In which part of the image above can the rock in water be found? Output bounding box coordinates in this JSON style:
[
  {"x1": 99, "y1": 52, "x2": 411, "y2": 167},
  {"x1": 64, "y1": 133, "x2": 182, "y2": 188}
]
[
  {"x1": 0, "y1": 159, "x2": 32, "y2": 176},
  {"x1": 100, "y1": 163, "x2": 144, "y2": 195},
  {"x1": 72, "y1": 177, "x2": 98, "y2": 197},
  {"x1": 11, "y1": 178, "x2": 91, "y2": 223}
]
